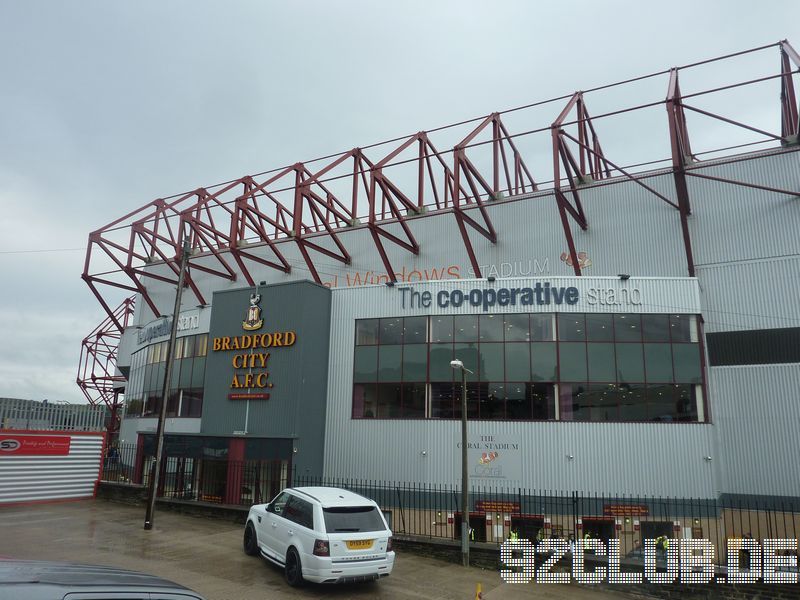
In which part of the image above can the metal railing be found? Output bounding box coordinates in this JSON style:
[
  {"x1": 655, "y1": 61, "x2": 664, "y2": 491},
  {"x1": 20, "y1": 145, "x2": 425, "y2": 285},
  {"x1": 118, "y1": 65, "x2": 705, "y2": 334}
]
[
  {"x1": 100, "y1": 446, "x2": 799, "y2": 566},
  {"x1": 0, "y1": 398, "x2": 105, "y2": 431}
]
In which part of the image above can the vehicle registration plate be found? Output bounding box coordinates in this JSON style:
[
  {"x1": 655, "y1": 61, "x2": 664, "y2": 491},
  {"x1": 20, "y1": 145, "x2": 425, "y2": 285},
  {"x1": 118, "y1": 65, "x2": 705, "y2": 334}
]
[{"x1": 345, "y1": 539, "x2": 374, "y2": 550}]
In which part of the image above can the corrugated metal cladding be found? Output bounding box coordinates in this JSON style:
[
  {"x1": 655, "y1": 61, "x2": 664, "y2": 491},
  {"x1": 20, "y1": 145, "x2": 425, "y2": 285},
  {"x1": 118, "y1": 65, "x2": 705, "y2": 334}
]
[
  {"x1": 323, "y1": 277, "x2": 717, "y2": 497},
  {"x1": 709, "y1": 365, "x2": 800, "y2": 498},
  {"x1": 696, "y1": 256, "x2": 800, "y2": 333},
  {"x1": 690, "y1": 150, "x2": 800, "y2": 267},
  {"x1": 0, "y1": 433, "x2": 104, "y2": 504}
]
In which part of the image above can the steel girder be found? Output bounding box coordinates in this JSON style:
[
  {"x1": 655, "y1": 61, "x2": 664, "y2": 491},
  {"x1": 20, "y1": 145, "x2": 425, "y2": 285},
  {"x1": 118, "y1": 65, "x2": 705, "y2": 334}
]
[
  {"x1": 82, "y1": 41, "x2": 800, "y2": 329},
  {"x1": 76, "y1": 295, "x2": 135, "y2": 409},
  {"x1": 452, "y1": 113, "x2": 536, "y2": 277}
]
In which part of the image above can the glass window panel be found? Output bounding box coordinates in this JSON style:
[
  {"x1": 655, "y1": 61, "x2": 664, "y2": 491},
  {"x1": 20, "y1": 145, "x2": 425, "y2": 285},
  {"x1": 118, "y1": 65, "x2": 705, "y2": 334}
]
[
  {"x1": 353, "y1": 346, "x2": 378, "y2": 382},
  {"x1": 507, "y1": 390, "x2": 531, "y2": 420},
  {"x1": 478, "y1": 343, "x2": 504, "y2": 381},
  {"x1": 485, "y1": 382, "x2": 507, "y2": 420},
  {"x1": 403, "y1": 316, "x2": 427, "y2": 344},
  {"x1": 587, "y1": 384, "x2": 620, "y2": 422},
  {"x1": 182, "y1": 336, "x2": 195, "y2": 359},
  {"x1": 615, "y1": 343, "x2": 644, "y2": 383},
  {"x1": 529, "y1": 383, "x2": 555, "y2": 420},
  {"x1": 170, "y1": 359, "x2": 181, "y2": 387},
  {"x1": 454, "y1": 315, "x2": 479, "y2": 342},
  {"x1": 479, "y1": 314, "x2": 504, "y2": 342},
  {"x1": 430, "y1": 382, "x2": 454, "y2": 418},
  {"x1": 453, "y1": 343, "x2": 479, "y2": 380},
  {"x1": 559, "y1": 342, "x2": 587, "y2": 381},
  {"x1": 195, "y1": 334, "x2": 208, "y2": 357},
  {"x1": 153, "y1": 363, "x2": 166, "y2": 391},
  {"x1": 182, "y1": 388, "x2": 204, "y2": 417},
  {"x1": 429, "y1": 344, "x2": 454, "y2": 381},
  {"x1": 559, "y1": 383, "x2": 589, "y2": 421},
  {"x1": 377, "y1": 383, "x2": 403, "y2": 418},
  {"x1": 173, "y1": 337, "x2": 184, "y2": 360},
  {"x1": 647, "y1": 385, "x2": 676, "y2": 421},
  {"x1": 378, "y1": 345, "x2": 403, "y2": 382},
  {"x1": 191, "y1": 357, "x2": 206, "y2": 388},
  {"x1": 505, "y1": 343, "x2": 530, "y2": 381},
  {"x1": 380, "y1": 317, "x2": 403, "y2": 344},
  {"x1": 586, "y1": 314, "x2": 614, "y2": 341},
  {"x1": 674, "y1": 384, "x2": 699, "y2": 422},
  {"x1": 402, "y1": 344, "x2": 427, "y2": 382},
  {"x1": 530, "y1": 314, "x2": 554, "y2": 341},
  {"x1": 587, "y1": 343, "x2": 616, "y2": 382},
  {"x1": 672, "y1": 344, "x2": 702, "y2": 383},
  {"x1": 557, "y1": 313, "x2": 585, "y2": 341},
  {"x1": 669, "y1": 314, "x2": 692, "y2": 343},
  {"x1": 179, "y1": 359, "x2": 192, "y2": 388},
  {"x1": 617, "y1": 384, "x2": 648, "y2": 421},
  {"x1": 531, "y1": 342, "x2": 558, "y2": 381},
  {"x1": 166, "y1": 391, "x2": 180, "y2": 417},
  {"x1": 352, "y1": 384, "x2": 377, "y2": 418},
  {"x1": 614, "y1": 314, "x2": 641, "y2": 342},
  {"x1": 430, "y1": 316, "x2": 453, "y2": 343},
  {"x1": 402, "y1": 383, "x2": 426, "y2": 418},
  {"x1": 642, "y1": 314, "x2": 670, "y2": 342},
  {"x1": 643, "y1": 343, "x2": 674, "y2": 383},
  {"x1": 356, "y1": 319, "x2": 379, "y2": 345},
  {"x1": 504, "y1": 314, "x2": 530, "y2": 342}
]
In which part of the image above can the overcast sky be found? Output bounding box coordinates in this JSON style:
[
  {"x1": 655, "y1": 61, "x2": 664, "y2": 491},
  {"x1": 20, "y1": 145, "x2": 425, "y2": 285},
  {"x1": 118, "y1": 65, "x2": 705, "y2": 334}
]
[{"x1": 0, "y1": 0, "x2": 797, "y2": 405}]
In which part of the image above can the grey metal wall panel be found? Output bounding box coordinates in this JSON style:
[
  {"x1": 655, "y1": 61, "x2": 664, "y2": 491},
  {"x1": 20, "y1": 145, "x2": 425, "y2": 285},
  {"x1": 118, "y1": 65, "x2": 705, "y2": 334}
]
[
  {"x1": 696, "y1": 256, "x2": 800, "y2": 333},
  {"x1": 200, "y1": 280, "x2": 331, "y2": 476},
  {"x1": 0, "y1": 433, "x2": 104, "y2": 504},
  {"x1": 709, "y1": 365, "x2": 800, "y2": 497},
  {"x1": 323, "y1": 277, "x2": 715, "y2": 497},
  {"x1": 690, "y1": 151, "x2": 800, "y2": 267}
]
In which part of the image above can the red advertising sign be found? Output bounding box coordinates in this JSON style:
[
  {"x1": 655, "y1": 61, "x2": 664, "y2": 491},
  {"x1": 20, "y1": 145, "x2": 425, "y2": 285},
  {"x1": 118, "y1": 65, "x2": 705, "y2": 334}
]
[
  {"x1": 475, "y1": 500, "x2": 521, "y2": 513},
  {"x1": 0, "y1": 435, "x2": 71, "y2": 456},
  {"x1": 603, "y1": 503, "x2": 650, "y2": 517}
]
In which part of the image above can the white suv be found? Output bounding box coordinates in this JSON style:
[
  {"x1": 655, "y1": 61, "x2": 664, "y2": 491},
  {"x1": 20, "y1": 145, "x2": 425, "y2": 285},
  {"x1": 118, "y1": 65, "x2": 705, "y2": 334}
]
[{"x1": 243, "y1": 486, "x2": 395, "y2": 586}]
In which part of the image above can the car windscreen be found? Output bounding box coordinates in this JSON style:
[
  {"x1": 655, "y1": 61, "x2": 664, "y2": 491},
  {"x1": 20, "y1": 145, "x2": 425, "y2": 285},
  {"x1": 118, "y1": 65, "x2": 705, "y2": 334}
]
[{"x1": 322, "y1": 506, "x2": 386, "y2": 533}]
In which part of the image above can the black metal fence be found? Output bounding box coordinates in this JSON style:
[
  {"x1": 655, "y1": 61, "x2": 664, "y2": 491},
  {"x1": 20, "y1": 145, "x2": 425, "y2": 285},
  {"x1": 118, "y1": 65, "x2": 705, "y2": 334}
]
[{"x1": 101, "y1": 444, "x2": 799, "y2": 565}]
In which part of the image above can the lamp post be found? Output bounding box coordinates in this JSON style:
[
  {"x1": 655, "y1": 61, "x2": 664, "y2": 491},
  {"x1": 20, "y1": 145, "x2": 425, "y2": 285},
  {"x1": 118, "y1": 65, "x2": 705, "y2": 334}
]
[
  {"x1": 450, "y1": 358, "x2": 473, "y2": 567},
  {"x1": 144, "y1": 227, "x2": 191, "y2": 530}
]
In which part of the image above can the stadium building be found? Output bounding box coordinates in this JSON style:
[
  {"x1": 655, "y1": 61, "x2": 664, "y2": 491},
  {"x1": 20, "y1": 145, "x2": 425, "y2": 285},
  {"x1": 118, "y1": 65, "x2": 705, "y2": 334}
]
[{"x1": 80, "y1": 41, "x2": 800, "y2": 533}]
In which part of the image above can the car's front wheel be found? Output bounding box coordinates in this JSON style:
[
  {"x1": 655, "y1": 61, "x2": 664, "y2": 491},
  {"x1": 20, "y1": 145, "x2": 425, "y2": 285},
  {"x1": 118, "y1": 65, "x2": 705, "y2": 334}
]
[
  {"x1": 243, "y1": 522, "x2": 259, "y2": 556},
  {"x1": 285, "y1": 547, "x2": 304, "y2": 587}
]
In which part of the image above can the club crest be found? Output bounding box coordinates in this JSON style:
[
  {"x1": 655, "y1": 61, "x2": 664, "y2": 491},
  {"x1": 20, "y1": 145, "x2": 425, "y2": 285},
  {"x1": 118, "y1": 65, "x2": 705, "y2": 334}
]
[{"x1": 242, "y1": 293, "x2": 264, "y2": 331}]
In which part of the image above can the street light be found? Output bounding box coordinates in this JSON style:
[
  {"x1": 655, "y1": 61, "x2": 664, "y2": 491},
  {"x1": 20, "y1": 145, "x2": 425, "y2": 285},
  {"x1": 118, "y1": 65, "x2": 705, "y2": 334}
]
[{"x1": 450, "y1": 358, "x2": 473, "y2": 567}]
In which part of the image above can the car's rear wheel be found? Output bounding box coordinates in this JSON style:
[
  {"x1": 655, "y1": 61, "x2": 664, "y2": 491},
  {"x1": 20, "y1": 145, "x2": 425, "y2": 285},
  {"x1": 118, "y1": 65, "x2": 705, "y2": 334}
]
[
  {"x1": 243, "y1": 522, "x2": 259, "y2": 556},
  {"x1": 285, "y1": 548, "x2": 304, "y2": 587}
]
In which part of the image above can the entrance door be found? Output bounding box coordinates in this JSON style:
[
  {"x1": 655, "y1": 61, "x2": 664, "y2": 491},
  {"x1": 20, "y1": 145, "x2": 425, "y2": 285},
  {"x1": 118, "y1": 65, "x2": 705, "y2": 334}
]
[
  {"x1": 510, "y1": 516, "x2": 545, "y2": 541},
  {"x1": 582, "y1": 518, "x2": 615, "y2": 543},
  {"x1": 641, "y1": 521, "x2": 673, "y2": 540},
  {"x1": 198, "y1": 460, "x2": 228, "y2": 503},
  {"x1": 454, "y1": 513, "x2": 487, "y2": 542}
]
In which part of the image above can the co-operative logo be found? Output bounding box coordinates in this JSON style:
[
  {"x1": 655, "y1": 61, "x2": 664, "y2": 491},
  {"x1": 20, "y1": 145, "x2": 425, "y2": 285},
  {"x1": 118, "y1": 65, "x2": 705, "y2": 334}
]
[{"x1": 0, "y1": 439, "x2": 21, "y2": 452}]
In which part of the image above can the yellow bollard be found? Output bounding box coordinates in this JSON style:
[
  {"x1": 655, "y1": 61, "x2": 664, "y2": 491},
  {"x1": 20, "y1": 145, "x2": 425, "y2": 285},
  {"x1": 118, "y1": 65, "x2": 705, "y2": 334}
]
[{"x1": 475, "y1": 582, "x2": 483, "y2": 599}]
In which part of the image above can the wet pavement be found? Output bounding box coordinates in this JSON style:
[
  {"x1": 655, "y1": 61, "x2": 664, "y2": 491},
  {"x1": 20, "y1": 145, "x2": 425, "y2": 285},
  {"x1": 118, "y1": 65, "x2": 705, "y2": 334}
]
[{"x1": 0, "y1": 500, "x2": 632, "y2": 600}]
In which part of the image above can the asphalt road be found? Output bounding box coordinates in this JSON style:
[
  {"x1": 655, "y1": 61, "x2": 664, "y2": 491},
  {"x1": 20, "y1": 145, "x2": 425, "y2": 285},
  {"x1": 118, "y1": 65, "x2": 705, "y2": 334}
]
[{"x1": 0, "y1": 500, "x2": 631, "y2": 600}]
